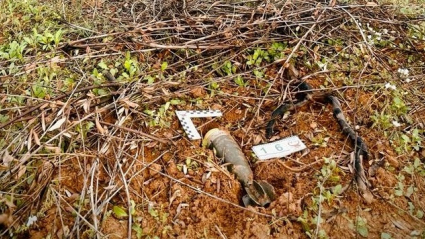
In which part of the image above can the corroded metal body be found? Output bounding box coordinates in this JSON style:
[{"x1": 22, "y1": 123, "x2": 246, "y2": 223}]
[{"x1": 204, "y1": 128, "x2": 275, "y2": 207}]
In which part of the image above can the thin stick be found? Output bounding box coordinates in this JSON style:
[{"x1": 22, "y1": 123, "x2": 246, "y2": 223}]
[{"x1": 100, "y1": 121, "x2": 170, "y2": 145}]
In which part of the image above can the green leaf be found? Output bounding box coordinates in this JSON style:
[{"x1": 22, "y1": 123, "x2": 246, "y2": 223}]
[
  {"x1": 356, "y1": 217, "x2": 368, "y2": 237},
  {"x1": 401, "y1": 134, "x2": 410, "y2": 143},
  {"x1": 144, "y1": 109, "x2": 155, "y2": 116},
  {"x1": 253, "y1": 49, "x2": 260, "y2": 60},
  {"x1": 110, "y1": 68, "x2": 118, "y2": 76},
  {"x1": 98, "y1": 60, "x2": 108, "y2": 70},
  {"x1": 161, "y1": 61, "x2": 168, "y2": 71},
  {"x1": 234, "y1": 75, "x2": 245, "y2": 87},
  {"x1": 333, "y1": 184, "x2": 342, "y2": 195},
  {"x1": 405, "y1": 185, "x2": 414, "y2": 197},
  {"x1": 170, "y1": 99, "x2": 181, "y2": 105},
  {"x1": 210, "y1": 81, "x2": 219, "y2": 90},
  {"x1": 54, "y1": 29, "x2": 63, "y2": 45},
  {"x1": 416, "y1": 210, "x2": 424, "y2": 219},
  {"x1": 253, "y1": 69, "x2": 264, "y2": 78},
  {"x1": 148, "y1": 207, "x2": 158, "y2": 218},
  {"x1": 23, "y1": 36, "x2": 33, "y2": 45},
  {"x1": 130, "y1": 200, "x2": 136, "y2": 215},
  {"x1": 403, "y1": 165, "x2": 414, "y2": 174},
  {"x1": 113, "y1": 206, "x2": 128, "y2": 218},
  {"x1": 132, "y1": 224, "x2": 144, "y2": 239},
  {"x1": 121, "y1": 72, "x2": 129, "y2": 78},
  {"x1": 124, "y1": 60, "x2": 131, "y2": 72},
  {"x1": 94, "y1": 88, "x2": 108, "y2": 96},
  {"x1": 0, "y1": 114, "x2": 9, "y2": 123},
  {"x1": 144, "y1": 75, "x2": 155, "y2": 84},
  {"x1": 357, "y1": 225, "x2": 368, "y2": 237},
  {"x1": 414, "y1": 158, "x2": 421, "y2": 168},
  {"x1": 92, "y1": 68, "x2": 99, "y2": 77},
  {"x1": 381, "y1": 232, "x2": 392, "y2": 239},
  {"x1": 85, "y1": 121, "x2": 94, "y2": 130}
]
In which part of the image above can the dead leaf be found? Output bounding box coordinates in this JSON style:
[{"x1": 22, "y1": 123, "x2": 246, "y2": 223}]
[
  {"x1": 163, "y1": 131, "x2": 173, "y2": 139},
  {"x1": 81, "y1": 99, "x2": 91, "y2": 114},
  {"x1": 2, "y1": 151, "x2": 15, "y2": 167},
  {"x1": 24, "y1": 63, "x2": 37, "y2": 73},
  {"x1": 17, "y1": 165, "x2": 26, "y2": 179},
  {"x1": 47, "y1": 117, "x2": 66, "y2": 132},
  {"x1": 44, "y1": 146, "x2": 61, "y2": 154},
  {"x1": 169, "y1": 189, "x2": 181, "y2": 205},
  {"x1": 95, "y1": 116, "x2": 105, "y2": 135},
  {"x1": 366, "y1": 2, "x2": 378, "y2": 6},
  {"x1": 119, "y1": 98, "x2": 139, "y2": 108},
  {"x1": 27, "y1": 129, "x2": 32, "y2": 151},
  {"x1": 41, "y1": 111, "x2": 46, "y2": 132},
  {"x1": 32, "y1": 129, "x2": 41, "y2": 145}
]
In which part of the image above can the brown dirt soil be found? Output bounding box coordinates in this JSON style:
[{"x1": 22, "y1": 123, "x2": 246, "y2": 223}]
[{"x1": 25, "y1": 77, "x2": 425, "y2": 238}]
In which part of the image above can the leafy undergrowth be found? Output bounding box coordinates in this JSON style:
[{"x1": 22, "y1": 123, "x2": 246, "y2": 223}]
[{"x1": 0, "y1": 0, "x2": 424, "y2": 238}]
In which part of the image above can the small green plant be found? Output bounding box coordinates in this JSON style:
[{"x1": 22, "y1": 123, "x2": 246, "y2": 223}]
[
  {"x1": 298, "y1": 210, "x2": 313, "y2": 237},
  {"x1": 31, "y1": 83, "x2": 47, "y2": 99},
  {"x1": 246, "y1": 43, "x2": 286, "y2": 67},
  {"x1": 253, "y1": 69, "x2": 265, "y2": 78},
  {"x1": 207, "y1": 80, "x2": 220, "y2": 97},
  {"x1": 213, "y1": 60, "x2": 236, "y2": 76},
  {"x1": 353, "y1": 216, "x2": 368, "y2": 237},
  {"x1": 246, "y1": 48, "x2": 268, "y2": 66},
  {"x1": 267, "y1": 42, "x2": 286, "y2": 60},
  {"x1": 0, "y1": 40, "x2": 27, "y2": 60},
  {"x1": 300, "y1": 157, "x2": 343, "y2": 238},
  {"x1": 371, "y1": 113, "x2": 392, "y2": 130},
  {"x1": 75, "y1": 121, "x2": 94, "y2": 139},
  {"x1": 132, "y1": 224, "x2": 146, "y2": 239},
  {"x1": 311, "y1": 134, "x2": 330, "y2": 148},
  {"x1": 23, "y1": 28, "x2": 64, "y2": 51},
  {"x1": 392, "y1": 128, "x2": 423, "y2": 154},
  {"x1": 222, "y1": 60, "x2": 236, "y2": 76},
  {"x1": 177, "y1": 157, "x2": 199, "y2": 174},
  {"x1": 148, "y1": 204, "x2": 169, "y2": 224},
  {"x1": 393, "y1": 161, "x2": 423, "y2": 198},
  {"x1": 234, "y1": 75, "x2": 247, "y2": 87},
  {"x1": 144, "y1": 99, "x2": 182, "y2": 128},
  {"x1": 144, "y1": 75, "x2": 155, "y2": 84},
  {"x1": 112, "y1": 205, "x2": 128, "y2": 218},
  {"x1": 391, "y1": 96, "x2": 409, "y2": 116},
  {"x1": 121, "y1": 52, "x2": 139, "y2": 80}
]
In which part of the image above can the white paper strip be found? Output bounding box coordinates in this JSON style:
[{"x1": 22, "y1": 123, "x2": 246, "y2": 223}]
[
  {"x1": 252, "y1": 136, "x2": 306, "y2": 160},
  {"x1": 176, "y1": 110, "x2": 222, "y2": 140}
]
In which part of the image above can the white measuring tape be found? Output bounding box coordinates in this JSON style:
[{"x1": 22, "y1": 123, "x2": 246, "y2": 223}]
[
  {"x1": 252, "y1": 136, "x2": 306, "y2": 160},
  {"x1": 176, "y1": 110, "x2": 222, "y2": 140}
]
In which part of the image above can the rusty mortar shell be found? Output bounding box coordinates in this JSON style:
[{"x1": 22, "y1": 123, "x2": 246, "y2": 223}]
[
  {"x1": 204, "y1": 128, "x2": 276, "y2": 207},
  {"x1": 204, "y1": 128, "x2": 254, "y2": 185}
]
